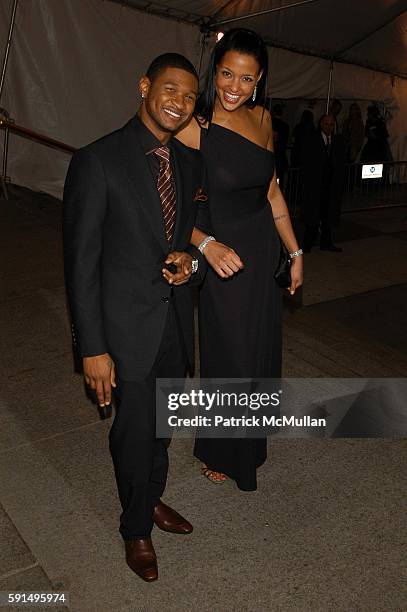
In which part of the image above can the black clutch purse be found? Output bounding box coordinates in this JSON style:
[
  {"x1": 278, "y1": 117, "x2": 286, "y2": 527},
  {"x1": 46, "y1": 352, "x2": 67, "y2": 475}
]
[{"x1": 274, "y1": 241, "x2": 291, "y2": 288}]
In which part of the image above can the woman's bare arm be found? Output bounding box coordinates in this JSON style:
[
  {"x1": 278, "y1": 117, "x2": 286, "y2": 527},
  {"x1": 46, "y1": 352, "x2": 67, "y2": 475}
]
[{"x1": 190, "y1": 227, "x2": 244, "y2": 278}]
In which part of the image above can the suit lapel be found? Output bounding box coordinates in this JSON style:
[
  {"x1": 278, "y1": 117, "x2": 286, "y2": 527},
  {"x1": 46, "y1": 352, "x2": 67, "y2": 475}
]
[{"x1": 119, "y1": 119, "x2": 168, "y2": 253}]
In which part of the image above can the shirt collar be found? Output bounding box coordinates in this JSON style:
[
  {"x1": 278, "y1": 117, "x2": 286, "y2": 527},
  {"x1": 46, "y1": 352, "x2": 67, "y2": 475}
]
[{"x1": 134, "y1": 113, "x2": 163, "y2": 156}]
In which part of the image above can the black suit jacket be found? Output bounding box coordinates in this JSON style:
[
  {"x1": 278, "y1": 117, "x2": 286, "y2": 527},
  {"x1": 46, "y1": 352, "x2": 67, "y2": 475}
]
[
  {"x1": 301, "y1": 132, "x2": 346, "y2": 226},
  {"x1": 63, "y1": 116, "x2": 208, "y2": 380}
]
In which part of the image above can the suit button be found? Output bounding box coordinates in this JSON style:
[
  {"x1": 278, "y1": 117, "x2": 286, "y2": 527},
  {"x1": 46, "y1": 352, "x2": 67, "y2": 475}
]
[{"x1": 162, "y1": 296, "x2": 169, "y2": 303}]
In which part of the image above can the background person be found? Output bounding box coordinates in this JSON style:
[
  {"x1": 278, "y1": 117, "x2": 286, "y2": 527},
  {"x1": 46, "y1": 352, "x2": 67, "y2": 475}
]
[
  {"x1": 329, "y1": 98, "x2": 343, "y2": 135},
  {"x1": 290, "y1": 109, "x2": 315, "y2": 168},
  {"x1": 342, "y1": 102, "x2": 365, "y2": 163},
  {"x1": 301, "y1": 113, "x2": 346, "y2": 252},
  {"x1": 360, "y1": 105, "x2": 391, "y2": 163},
  {"x1": 272, "y1": 103, "x2": 290, "y2": 191}
]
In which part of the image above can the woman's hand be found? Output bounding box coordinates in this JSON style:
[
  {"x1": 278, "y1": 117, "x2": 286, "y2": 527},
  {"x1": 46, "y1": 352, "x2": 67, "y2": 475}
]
[
  {"x1": 288, "y1": 256, "x2": 303, "y2": 295},
  {"x1": 204, "y1": 240, "x2": 244, "y2": 278}
]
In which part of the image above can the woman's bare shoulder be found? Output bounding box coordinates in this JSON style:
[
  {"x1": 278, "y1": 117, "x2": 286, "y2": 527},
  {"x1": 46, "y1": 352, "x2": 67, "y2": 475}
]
[
  {"x1": 247, "y1": 106, "x2": 272, "y2": 147},
  {"x1": 175, "y1": 116, "x2": 203, "y2": 150},
  {"x1": 252, "y1": 105, "x2": 272, "y2": 125},
  {"x1": 247, "y1": 105, "x2": 272, "y2": 131}
]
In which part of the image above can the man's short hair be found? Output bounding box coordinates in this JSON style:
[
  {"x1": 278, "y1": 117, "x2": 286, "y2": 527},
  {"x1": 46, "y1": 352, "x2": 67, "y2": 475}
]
[{"x1": 146, "y1": 53, "x2": 198, "y2": 82}]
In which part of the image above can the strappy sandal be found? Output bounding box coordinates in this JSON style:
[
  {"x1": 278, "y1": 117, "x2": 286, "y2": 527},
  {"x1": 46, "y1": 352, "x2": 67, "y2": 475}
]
[{"x1": 201, "y1": 465, "x2": 228, "y2": 483}]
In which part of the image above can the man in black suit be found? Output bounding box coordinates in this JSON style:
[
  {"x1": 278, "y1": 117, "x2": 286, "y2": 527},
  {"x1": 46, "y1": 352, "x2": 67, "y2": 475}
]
[
  {"x1": 301, "y1": 114, "x2": 346, "y2": 252},
  {"x1": 63, "y1": 54, "x2": 207, "y2": 582}
]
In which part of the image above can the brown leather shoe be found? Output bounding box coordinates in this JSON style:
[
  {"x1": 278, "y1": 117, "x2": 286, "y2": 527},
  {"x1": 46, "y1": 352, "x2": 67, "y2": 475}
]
[
  {"x1": 153, "y1": 501, "x2": 193, "y2": 534},
  {"x1": 125, "y1": 537, "x2": 158, "y2": 582}
]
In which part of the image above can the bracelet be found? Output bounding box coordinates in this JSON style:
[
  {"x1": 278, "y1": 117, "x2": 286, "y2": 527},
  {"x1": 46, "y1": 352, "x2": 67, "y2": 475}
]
[
  {"x1": 198, "y1": 235, "x2": 216, "y2": 253},
  {"x1": 289, "y1": 249, "x2": 303, "y2": 259}
]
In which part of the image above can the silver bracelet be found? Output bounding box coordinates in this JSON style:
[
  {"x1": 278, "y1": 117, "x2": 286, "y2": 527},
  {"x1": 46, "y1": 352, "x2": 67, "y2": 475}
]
[
  {"x1": 198, "y1": 235, "x2": 216, "y2": 253},
  {"x1": 289, "y1": 249, "x2": 303, "y2": 259}
]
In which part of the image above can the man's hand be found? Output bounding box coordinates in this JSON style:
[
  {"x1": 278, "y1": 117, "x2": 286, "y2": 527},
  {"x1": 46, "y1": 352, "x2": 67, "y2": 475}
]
[
  {"x1": 162, "y1": 251, "x2": 193, "y2": 286},
  {"x1": 288, "y1": 256, "x2": 303, "y2": 295},
  {"x1": 83, "y1": 353, "x2": 116, "y2": 406},
  {"x1": 203, "y1": 240, "x2": 244, "y2": 278}
]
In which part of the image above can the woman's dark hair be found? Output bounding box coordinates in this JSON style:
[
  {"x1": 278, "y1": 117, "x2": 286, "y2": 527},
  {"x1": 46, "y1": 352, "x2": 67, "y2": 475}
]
[{"x1": 197, "y1": 28, "x2": 269, "y2": 123}]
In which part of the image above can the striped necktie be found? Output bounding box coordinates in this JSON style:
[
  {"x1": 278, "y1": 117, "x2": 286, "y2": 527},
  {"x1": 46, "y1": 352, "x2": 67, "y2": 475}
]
[{"x1": 154, "y1": 146, "x2": 177, "y2": 243}]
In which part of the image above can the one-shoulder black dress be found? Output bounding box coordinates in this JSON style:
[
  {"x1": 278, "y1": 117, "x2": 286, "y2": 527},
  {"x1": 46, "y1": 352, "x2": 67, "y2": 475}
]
[{"x1": 194, "y1": 124, "x2": 282, "y2": 491}]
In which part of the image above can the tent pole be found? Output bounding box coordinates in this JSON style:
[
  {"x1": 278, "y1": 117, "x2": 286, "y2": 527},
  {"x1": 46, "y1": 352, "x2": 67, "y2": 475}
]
[
  {"x1": 197, "y1": 30, "x2": 210, "y2": 80},
  {"x1": 325, "y1": 61, "x2": 334, "y2": 114},
  {"x1": 0, "y1": 0, "x2": 19, "y2": 106},
  {"x1": 1, "y1": 126, "x2": 10, "y2": 200},
  {"x1": 211, "y1": 0, "x2": 319, "y2": 28},
  {"x1": 0, "y1": 0, "x2": 18, "y2": 199}
]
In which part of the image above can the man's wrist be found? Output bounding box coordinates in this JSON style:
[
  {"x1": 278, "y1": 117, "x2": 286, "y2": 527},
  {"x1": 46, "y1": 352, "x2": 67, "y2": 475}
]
[{"x1": 83, "y1": 352, "x2": 109, "y2": 361}]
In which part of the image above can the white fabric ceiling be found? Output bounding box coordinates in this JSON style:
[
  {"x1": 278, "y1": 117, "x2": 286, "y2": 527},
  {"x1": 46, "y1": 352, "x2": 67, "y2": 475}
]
[
  {"x1": 111, "y1": 0, "x2": 407, "y2": 78},
  {"x1": 0, "y1": 0, "x2": 406, "y2": 197}
]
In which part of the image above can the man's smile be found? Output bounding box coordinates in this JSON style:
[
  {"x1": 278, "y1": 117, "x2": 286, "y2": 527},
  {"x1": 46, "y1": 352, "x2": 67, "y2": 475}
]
[{"x1": 162, "y1": 107, "x2": 183, "y2": 120}]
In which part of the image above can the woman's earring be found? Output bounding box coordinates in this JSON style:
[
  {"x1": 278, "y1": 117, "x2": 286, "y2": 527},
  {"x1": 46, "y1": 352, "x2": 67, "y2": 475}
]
[{"x1": 252, "y1": 85, "x2": 257, "y2": 102}]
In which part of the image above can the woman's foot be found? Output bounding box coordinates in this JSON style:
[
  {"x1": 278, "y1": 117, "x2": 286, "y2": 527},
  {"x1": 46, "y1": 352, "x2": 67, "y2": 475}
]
[{"x1": 201, "y1": 464, "x2": 228, "y2": 483}]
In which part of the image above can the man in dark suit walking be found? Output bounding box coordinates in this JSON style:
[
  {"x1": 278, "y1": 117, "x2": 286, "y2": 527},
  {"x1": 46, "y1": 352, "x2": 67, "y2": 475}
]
[
  {"x1": 301, "y1": 113, "x2": 346, "y2": 252},
  {"x1": 63, "y1": 54, "x2": 207, "y2": 582}
]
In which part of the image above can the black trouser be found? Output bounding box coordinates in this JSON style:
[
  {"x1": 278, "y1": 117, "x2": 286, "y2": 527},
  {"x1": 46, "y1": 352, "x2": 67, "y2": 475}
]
[
  {"x1": 319, "y1": 184, "x2": 333, "y2": 246},
  {"x1": 109, "y1": 303, "x2": 186, "y2": 540},
  {"x1": 304, "y1": 219, "x2": 334, "y2": 248},
  {"x1": 304, "y1": 182, "x2": 333, "y2": 248}
]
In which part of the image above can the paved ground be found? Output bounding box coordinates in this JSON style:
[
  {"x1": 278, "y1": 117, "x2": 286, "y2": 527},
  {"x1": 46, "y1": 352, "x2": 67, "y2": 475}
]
[{"x1": 0, "y1": 186, "x2": 406, "y2": 611}]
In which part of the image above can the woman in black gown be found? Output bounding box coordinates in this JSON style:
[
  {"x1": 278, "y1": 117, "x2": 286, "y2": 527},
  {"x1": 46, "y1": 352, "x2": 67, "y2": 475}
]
[{"x1": 177, "y1": 29, "x2": 303, "y2": 491}]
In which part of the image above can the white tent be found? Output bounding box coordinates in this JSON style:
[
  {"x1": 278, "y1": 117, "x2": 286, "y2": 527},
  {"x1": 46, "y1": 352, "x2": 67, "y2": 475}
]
[{"x1": 1, "y1": 0, "x2": 406, "y2": 198}]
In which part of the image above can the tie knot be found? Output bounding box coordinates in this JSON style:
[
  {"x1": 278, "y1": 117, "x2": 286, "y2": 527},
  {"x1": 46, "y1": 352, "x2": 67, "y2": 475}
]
[{"x1": 155, "y1": 146, "x2": 170, "y2": 164}]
